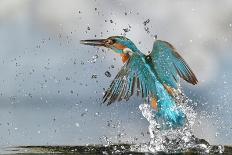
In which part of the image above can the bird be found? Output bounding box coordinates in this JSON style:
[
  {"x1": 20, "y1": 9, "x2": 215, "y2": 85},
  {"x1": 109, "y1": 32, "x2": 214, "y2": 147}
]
[{"x1": 80, "y1": 36, "x2": 198, "y2": 129}]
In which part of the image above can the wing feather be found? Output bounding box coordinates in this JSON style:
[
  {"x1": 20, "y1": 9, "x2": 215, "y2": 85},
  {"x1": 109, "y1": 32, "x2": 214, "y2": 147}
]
[
  {"x1": 103, "y1": 54, "x2": 156, "y2": 105},
  {"x1": 150, "y1": 40, "x2": 198, "y2": 89}
]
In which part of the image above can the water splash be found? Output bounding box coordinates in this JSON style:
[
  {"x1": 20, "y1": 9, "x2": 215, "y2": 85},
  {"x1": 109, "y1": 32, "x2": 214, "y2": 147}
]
[
  {"x1": 87, "y1": 54, "x2": 98, "y2": 63},
  {"x1": 131, "y1": 92, "x2": 224, "y2": 154},
  {"x1": 4, "y1": 92, "x2": 226, "y2": 154}
]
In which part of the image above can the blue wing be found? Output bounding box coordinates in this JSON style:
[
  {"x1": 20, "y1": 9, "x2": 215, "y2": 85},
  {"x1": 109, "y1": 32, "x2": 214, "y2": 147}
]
[
  {"x1": 102, "y1": 40, "x2": 196, "y2": 129},
  {"x1": 150, "y1": 40, "x2": 198, "y2": 89},
  {"x1": 103, "y1": 54, "x2": 158, "y2": 105},
  {"x1": 103, "y1": 53, "x2": 186, "y2": 129}
]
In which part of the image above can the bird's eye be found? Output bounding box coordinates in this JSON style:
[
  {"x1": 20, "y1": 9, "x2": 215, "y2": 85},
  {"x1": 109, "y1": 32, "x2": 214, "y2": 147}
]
[{"x1": 105, "y1": 39, "x2": 114, "y2": 45}]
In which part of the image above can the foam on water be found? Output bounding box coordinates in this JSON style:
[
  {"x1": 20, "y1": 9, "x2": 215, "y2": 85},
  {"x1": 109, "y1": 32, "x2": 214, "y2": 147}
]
[{"x1": 131, "y1": 91, "x2": 224, "y2": 154}]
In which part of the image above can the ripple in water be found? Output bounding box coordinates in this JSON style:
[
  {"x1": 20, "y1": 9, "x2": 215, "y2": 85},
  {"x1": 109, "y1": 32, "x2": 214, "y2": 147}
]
[{"x1": 131, "y1": 91, "x2": 224, "y2": 154}]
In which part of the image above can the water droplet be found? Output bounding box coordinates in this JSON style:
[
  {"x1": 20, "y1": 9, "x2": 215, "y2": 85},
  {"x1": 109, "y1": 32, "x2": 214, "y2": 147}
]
[
  {"x1": 143, "y1": 19, "x2": 150, "y2": 26},
  {"x1": 154, "y1": 35, "x2": 158, "y2": 40},
  {"x1": 144, "y1": 27, "x2": 150, "y2": 34},
  {"x1": 91, "y1": 74, "x2": 98, "y2": 79},
  {"x1": 75, "y1": 123, "x2": 80, "y2": 127},
  {"x1": 105, "y1": 71, "x2": 111, "y2": 77},
  {"x1": 88, "y1": 55, "x2": 98, "y2": 63},
  {"x1": 123, "y1": 28, "x2": 130, "y2": 32}
]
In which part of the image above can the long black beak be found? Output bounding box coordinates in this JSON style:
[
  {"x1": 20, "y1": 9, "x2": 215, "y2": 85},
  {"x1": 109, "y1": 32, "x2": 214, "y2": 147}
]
[{"x1": 80, "y1": 39, "x2": 106, "y2": 46}]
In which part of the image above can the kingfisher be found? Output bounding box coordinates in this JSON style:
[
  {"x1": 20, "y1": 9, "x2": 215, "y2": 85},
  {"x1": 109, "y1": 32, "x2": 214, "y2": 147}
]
[{"x1": 80, "y1": 36, "x2": 198, "y2": 129}]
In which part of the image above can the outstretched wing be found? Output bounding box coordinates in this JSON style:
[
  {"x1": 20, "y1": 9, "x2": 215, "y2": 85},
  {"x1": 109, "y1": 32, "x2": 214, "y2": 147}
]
[
  {"x1": 149, "y1": 40, "x2": 198, "y2": 89},
  {"x1": 103, "y1": 54, "x2": 157, "y2": 105}
]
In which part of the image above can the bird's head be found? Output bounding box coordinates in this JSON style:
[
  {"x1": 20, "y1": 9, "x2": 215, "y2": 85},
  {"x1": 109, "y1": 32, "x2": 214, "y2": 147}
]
[{"x1": 80, "y1": 36, "x2": 139, "y2": 63}]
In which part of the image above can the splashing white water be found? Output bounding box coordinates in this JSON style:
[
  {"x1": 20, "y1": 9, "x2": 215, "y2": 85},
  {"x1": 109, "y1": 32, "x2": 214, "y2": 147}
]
[{"x1": 131, "y1": 92, "x2": 224, "y2": 154}]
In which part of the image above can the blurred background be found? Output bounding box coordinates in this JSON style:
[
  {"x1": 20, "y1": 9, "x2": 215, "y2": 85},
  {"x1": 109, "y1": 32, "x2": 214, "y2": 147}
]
[{"x1": 0, "y1": 0, "x2": 232, "y2": 147}]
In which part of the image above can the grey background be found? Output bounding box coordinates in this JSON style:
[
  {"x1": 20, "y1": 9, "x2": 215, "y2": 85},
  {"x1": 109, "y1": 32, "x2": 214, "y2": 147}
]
[{"x1": 0, "y1": 0, "x2": 232, "y2": 147}]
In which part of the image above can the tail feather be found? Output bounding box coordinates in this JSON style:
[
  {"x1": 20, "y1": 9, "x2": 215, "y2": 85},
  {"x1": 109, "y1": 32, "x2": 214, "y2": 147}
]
[
  {"x1": 156, "y1": 103, "x2": 186, "y2": 129},
  {"x1": 154, "y1": 82, "x2": 186, "y2": 129}
]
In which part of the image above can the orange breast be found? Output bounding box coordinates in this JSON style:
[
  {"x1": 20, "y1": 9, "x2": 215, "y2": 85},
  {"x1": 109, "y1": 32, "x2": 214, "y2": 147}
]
[{"x1": 120, "y1": 54, "x2": 129, "y2": 63}]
